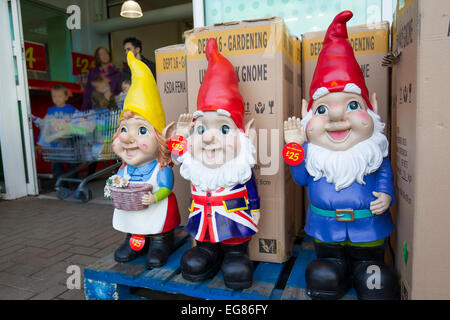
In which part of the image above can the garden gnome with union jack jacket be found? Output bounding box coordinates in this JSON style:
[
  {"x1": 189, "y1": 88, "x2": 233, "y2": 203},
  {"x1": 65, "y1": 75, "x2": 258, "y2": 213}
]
[
  {"x1": 174, "y1": 38, "x2": 260, "y2": 289},
  {"x1": 284, "y1": 11, "x2": 399, "y2": 299}
]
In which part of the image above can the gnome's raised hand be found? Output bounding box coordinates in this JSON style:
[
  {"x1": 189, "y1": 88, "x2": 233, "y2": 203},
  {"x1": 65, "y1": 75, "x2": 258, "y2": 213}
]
[
  {"x1": 284, "y1": 116, "x2": 306, "y2": 145},
  {"x1": 175, "y1": 113, "x2": 194, "y2": 138}
]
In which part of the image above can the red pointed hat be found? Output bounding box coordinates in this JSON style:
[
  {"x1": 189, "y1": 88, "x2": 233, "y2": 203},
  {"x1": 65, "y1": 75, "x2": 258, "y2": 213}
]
[
  {"x1": 196, "y1": 38, "x2": 245, "y2": 131},
  {"x1": 308, "y1": 11, "x2": 372, "y2": 111}
]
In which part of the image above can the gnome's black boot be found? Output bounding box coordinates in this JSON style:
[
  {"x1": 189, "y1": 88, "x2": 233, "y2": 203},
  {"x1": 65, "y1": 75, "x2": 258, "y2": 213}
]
[
  {"x1": 114, "y1": 233, "x2": 149, "y2": 263},
  {"x1": 348, "y1": 243, "x2": 400, "y2": 300},
  {"x1": 181, "y1": 240, "x2": 222, "y2": 282},
  {"x1": 221, "y1": 241, "x2": 253, "y2": 290},
  {"x1": 146, "y1": 230, "x2": 174, "y2": 269},
  {"x1": 305, "y1": 241, "x2": 351, "y2": 300}
]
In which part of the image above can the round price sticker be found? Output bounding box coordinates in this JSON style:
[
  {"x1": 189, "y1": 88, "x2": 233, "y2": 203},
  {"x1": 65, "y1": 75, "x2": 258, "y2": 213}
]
[
  {"x1": 168, "y1": 135, "x2": 188, "y2": 156},
  {"x1": 129, "y1": 235, "x2": 146, "y2": 251},
  {"x1": 283, "y1": 142, "x2": 305, "y2": 166}
]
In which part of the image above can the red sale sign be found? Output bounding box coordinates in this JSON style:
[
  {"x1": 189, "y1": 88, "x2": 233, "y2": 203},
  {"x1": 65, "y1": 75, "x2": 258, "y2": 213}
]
[
  {"x1": 129, "y1": 234, "x2": 146, "y2": 251},
  {"x1": 24, "y1": 41, "x2": 47, "y2": 72},
  {"x1": 282, "y1": 142, "x2": 305, "y2": 166},
  {"x1": 71, "y1": 52, "x2": 96, "y2": 75},
  {"x1": 168, "y1": 135, "x2": 188, "y2": 156}
]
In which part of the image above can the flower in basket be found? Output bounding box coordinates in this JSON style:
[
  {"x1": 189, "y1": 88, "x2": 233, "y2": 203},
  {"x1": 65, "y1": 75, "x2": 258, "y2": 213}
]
[
  {"x1": 104, "y1": 185, "x2": 112, "y2": 200},
  {"x1": 105, "y1": 174, "x2": 131, "y2": 200},
  {"x1": 107, "y1": 174, "x2": 130, "y2": 188}
]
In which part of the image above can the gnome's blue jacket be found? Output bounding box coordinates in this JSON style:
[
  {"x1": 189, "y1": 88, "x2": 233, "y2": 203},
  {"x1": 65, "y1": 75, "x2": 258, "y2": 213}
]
[{"x1": 290, "y1": 142, "x2": 395, "y2": 243}]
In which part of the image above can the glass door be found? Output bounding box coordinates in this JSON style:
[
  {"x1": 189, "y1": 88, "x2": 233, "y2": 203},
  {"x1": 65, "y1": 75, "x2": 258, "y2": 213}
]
[{"x1": 0, "y1": 0, "x2": 38, "y2": 199}]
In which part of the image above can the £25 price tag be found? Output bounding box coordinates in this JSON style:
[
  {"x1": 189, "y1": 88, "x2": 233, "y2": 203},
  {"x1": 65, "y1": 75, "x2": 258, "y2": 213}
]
[
  {"x1": 168, "y1": 135, "x2": 188, "y2": 155},
  {"x1": 129, "y1": 235, "x2": 146, "y2": 251},
  {"x1": 283, "y1": 142, "x2": 305, "y2": 166}
]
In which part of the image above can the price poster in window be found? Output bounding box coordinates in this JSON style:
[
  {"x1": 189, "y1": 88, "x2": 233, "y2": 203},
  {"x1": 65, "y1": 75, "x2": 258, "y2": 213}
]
[
  {"x1": 24, "y1": 41, "x2": 47, "y2": 72},
  {"x1": 71, "y1": 52, "x2": 96, "y2": 76}
]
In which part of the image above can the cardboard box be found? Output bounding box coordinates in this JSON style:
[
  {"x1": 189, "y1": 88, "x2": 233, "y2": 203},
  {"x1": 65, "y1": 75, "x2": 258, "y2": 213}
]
[
  {"x1": 301, "y1": 21, "x2": 391, "y2": 221},
  {"x1": 290, "y1": 35, "x2": 304, "y2": 236},
  {"x1": 392, "y1": 0, "x2": 450, "y2": 300},
  {"x1": 185, "y1": 17, "x2": 298, "y2": 263},
  {"x1": 302, "y1": 21, "x2": 390, "y2": 135},
  {"x1": 155, "y1": 44, "x2": 190, "y2": 226}
]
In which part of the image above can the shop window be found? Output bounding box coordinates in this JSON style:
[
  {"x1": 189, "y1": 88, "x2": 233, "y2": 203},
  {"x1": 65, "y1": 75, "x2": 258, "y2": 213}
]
[
  {"x1": 205, "y1": 0, "x2": 384, "y2": 37},
  {"x1": 21, "y1": 0, "x2": 73, "y2": 82}
]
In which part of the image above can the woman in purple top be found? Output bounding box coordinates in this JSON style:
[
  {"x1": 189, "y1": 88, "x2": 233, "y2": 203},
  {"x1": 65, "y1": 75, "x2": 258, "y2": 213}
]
[{"x1": 82, "y1": 46, "x2": 121, "y2": 111}]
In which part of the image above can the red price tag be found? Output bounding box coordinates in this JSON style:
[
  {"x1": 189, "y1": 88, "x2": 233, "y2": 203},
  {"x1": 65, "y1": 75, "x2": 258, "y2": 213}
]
[
  {"x1": 283, "y1": 143, "x2": 305, "y2": 166},
  {"x1": 24, "y1": 41, "x2": 47, "y2": 72},
  {"x1": 129, "y1": 235, "x2": 146, "y2": 251},
  {"x1": 71, "y1": 52, "x2": 96, "y2": 76},
  {"x1": 168, "y1": 135, "x2": 188, "y2": 155}
]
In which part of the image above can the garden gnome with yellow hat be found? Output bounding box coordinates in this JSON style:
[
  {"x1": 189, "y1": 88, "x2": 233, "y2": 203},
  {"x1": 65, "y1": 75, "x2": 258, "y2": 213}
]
[{"x1": 109, "y1": 51, "x2": 180, "y2": 269}]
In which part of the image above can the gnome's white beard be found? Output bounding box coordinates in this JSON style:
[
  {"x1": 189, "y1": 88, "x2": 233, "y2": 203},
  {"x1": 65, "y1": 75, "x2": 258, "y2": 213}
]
[
  {"x1": 301, "y1": 109, "x2": 389, "y2": 191},
  {"x1": 179, "y1": 132, "x2": 256, "y2": 192}
]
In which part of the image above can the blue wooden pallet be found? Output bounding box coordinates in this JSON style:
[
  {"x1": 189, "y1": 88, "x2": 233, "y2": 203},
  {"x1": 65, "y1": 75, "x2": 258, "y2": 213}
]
[{"x1": 84, "y1": 230, "x2": 357, "y2": 300}]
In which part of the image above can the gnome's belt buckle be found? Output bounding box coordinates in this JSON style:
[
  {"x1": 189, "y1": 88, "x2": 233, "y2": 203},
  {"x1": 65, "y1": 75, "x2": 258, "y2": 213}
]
[{"x1": 336, "y1": 209, "x2": 355, "y2": 222}]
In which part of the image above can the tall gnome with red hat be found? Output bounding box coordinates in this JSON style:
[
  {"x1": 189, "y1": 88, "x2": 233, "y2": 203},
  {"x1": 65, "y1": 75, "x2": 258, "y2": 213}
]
[
  {"x1": 284, "y1": 11, "x2": 399, "y2": 300},
  {"x1": 174, "y1": 38, "x2": 260, "y2": 289}
]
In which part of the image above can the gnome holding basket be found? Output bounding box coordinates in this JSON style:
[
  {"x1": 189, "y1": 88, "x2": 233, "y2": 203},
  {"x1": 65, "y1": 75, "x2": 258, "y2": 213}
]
[
  {"x1": 173, "y1": 39, "x2": 260, "y2": 289},
  {"x1": 106, "y1": 51, "x2": 180, "y2": 269},
  {"x1": 284, "y1": 11, "x2": 399, "y2": 300}
]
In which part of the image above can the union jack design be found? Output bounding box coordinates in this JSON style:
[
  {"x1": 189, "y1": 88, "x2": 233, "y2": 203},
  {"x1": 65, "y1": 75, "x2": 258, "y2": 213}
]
[{"x1": 184, "y1": 181, "x2": 259, "y2": 243}]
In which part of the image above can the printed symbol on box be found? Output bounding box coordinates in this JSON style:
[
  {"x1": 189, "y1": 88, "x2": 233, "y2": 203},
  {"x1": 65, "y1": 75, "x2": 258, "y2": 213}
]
[
  {"x1": 245, "y1": 101, "x2": 251, "y2": 114},
  {"x1": 283, "y1": 143, "x2": 305, "y2": 166},
  {"x1": 268, "y1": 100, "x2": 274, "y2": 114},
  {"x1": 259, "y1": 238, "x2": 277, "y2": 254},
  {"x1": 168, "y1": 135, "x2": 188, "y2": 156},
  {"x1": 255, "y1": 102, "x2": 265, "y2": 114}
]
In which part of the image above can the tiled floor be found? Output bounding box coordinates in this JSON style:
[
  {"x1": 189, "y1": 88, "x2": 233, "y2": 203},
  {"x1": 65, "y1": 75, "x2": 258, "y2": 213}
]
[{"x1": 0, "y1": 196, "x2": 124, "y2": 300}]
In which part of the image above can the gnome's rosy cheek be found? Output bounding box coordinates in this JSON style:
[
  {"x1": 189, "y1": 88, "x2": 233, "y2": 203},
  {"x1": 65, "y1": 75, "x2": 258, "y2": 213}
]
[
  {"x1": 356, "y1": 111, "x2": 371, "y2": 126},
  {"x1": 225, "y1": 139, "x2": 236, "y2": 150},
  {"x1": 139, "y1": 142, "x2": 148, "y2": 150},
  {"x1": 119, "y1": 133, "x2": 128, "y2": 142}
]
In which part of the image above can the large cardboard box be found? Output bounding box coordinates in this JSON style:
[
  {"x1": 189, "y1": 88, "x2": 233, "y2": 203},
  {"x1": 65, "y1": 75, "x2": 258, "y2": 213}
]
[
  {"x1": 185, "y1": 17, "x2": 298, "y2": 263},
  {"x1": 392, "y1": 0, "x2": 450, "y2": 300},
  {"x1": 301, "y1": 21, "x2": 391, "y2": 219},
  {"x1": 290, "y1": 35, "x2": 304, "y2": 236},
  {"x1": 155, "y1": 44, "x2": 190, "y2": 226}
]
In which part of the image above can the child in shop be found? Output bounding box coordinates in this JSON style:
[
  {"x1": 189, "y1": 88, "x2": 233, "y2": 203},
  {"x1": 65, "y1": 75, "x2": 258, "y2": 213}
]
[
  {"x1": 115, "y1": 79, "x2": 131, "y2": 108},
  {"x1": 32, "y1": 84, "x2": 78, "y2": 180},
  {"x1": 90, "y1": 75, "x2": 118, "y2": 110}
]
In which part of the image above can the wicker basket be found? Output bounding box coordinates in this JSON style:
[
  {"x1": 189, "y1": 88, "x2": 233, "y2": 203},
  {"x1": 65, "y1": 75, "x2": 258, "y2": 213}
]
[{"x1": 109, "y1": 183, "x2": 153, "y2": 211}]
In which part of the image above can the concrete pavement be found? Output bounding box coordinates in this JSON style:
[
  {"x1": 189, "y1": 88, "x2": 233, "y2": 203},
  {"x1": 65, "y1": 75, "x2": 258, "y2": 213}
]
[{"x1": 0, "y1": 196, "x2": 123, "y2": 300}]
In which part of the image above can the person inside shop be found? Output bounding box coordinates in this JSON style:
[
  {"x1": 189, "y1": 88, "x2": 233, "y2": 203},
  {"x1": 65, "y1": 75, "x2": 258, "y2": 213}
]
[
  {"x1": 121, "y1": 37, "x2": 156, "y2": 82},
  {"x1": 115, "y1": 79, "x2": 131, "y2": 108},
  {"x1": 90, "y1": 75, "x2": 118, "y2": 110},
  {"x1": 32, "y1": 84, "x2": 78, "y2": 182},
  {"x1": 82, "y1": 46, "x2": 121, "y2": 175},
  {"x1": 82, "y1": 46, "x2": 122, "y2": 111}
]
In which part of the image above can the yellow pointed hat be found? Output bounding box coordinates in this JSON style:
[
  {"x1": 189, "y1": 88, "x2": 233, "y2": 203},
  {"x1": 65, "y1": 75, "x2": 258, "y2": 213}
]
[{"x1": 121, "y1": 51, "x2": 165, "y2": 133}]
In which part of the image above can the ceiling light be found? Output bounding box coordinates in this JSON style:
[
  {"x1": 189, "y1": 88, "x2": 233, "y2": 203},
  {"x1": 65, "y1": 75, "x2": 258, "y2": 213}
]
[{"x1": 120, "y1": 0, "x2": 143, "y2": 18}]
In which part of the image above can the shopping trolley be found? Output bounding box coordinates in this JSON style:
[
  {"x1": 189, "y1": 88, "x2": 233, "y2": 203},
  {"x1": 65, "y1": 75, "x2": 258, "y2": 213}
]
[{"x1": 40, "y1": 108, "x2": 122, "y2": 202}]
